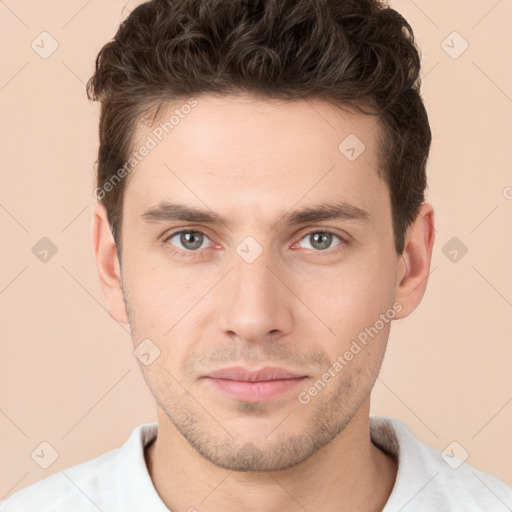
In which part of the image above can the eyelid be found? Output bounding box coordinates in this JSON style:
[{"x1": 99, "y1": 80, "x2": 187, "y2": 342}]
[
  {"x1": 163, "y1": 228, "x2": 218, "y2": 250},
  {"x1": 295, "y1": 226, "x2": 349, "y2": 243},
  {"x1": 293, "y1": 228, "x2": 347, "y2": 251}
]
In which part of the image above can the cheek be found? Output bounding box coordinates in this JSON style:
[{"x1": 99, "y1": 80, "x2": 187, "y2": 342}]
[
  {"x1": 123, "y1": 262, "x2": 215, "y2": 367},
  {"x1": 304, "y1": 255, "x2": 396, "y2": 361},
  {"x1": 123, "y1": 254, "x2": 206, "y2": 326},
  {"x1": 317, "y1": 262, "x2": 389, "y2": 318}
]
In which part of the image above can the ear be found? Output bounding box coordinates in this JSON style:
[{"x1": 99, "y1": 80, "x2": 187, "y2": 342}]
[
  {"x1": 393, "y1": 202, "x2": 435, "y2": 319},
  {"x1": 90, "y1": 203, "x2": 130, "y2": 325}
]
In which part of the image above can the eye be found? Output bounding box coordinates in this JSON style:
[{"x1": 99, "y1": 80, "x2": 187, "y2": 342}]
[
  {"x1": 296, "y1": 230, "x2": 344, "y2": 251},
  {"x1": 165, "y1": 230, "x2": 212, "y2": 253}
]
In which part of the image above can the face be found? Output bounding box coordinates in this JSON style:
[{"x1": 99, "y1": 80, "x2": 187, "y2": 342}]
[{"x1": 102, "y1": 95, "x2": 414, "y2": 471}]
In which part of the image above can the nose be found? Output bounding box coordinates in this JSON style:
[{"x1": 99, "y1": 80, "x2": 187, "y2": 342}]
[{"x1": 216, "y1": 248, "x2": 295, "y2": 344}]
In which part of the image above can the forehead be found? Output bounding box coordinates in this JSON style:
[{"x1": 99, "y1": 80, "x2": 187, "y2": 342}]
[{"x1": 123, "y1": 94, "x2": 389, "y2": 227}]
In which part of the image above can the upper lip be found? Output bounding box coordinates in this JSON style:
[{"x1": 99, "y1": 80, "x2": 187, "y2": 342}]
[{"x1": 204, "y1": 366, "x2": 306, "y2": 382}]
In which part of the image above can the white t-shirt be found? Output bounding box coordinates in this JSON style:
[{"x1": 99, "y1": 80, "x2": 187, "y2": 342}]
[{"x1": 2, "y1": 416, "x2": 511, "y2": 511}]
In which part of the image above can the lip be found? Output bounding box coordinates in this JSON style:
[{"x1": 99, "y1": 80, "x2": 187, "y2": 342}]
[
  {"x1": 204, "y1": 366, "x2": 306, "y2": 382},
  {"x1": 202, "y1": 366, "x2": 309, "y2": 402}
]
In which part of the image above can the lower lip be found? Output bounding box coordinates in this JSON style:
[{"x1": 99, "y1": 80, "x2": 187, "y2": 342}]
[{"x1": 204, "y1": 377, "x2": 308, "y2": 402}]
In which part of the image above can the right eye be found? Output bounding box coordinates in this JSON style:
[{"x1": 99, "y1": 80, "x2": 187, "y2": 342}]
[{"x1": 163, "y1": 229, "x2": 219, "y2": 258}]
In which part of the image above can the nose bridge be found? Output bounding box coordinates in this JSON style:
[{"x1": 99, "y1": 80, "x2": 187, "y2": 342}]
[{"x1": 217, "y1": 243, "x2": 293, "y2": 341}]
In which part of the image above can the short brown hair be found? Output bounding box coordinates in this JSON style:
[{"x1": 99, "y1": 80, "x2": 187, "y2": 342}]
[{"x1": 87, "y1": 0, "x2": 431, "y2": 256}]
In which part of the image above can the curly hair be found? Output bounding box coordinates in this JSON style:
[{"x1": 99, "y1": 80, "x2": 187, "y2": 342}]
[{"x1": 87, "y1": 0, "x2": 431, "y2": 256}]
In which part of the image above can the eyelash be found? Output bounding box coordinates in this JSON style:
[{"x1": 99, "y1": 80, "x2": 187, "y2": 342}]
[{"x1": 162, "y1": 228, "x2": 348, "y2": 259}]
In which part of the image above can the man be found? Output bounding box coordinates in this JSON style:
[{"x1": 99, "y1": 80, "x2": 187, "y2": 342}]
[{"x1": 2, "y1": 0, "x2": 511, "y2": 510}]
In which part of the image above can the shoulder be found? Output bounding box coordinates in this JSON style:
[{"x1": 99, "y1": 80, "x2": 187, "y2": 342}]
[
  {"x1": 371, "y1": 416, "x2": 512, "y2": 511},
  {"x1": 0, "y1": 449, "x2": 117, "y2": 512},
  {"x1": 0, "y1": 423, "x2": 157, "y2": 512}
]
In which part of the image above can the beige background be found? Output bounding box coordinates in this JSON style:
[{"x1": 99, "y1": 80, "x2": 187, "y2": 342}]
[{"x1": 1, "y1": 0, "x2": 511, "y2": 500}]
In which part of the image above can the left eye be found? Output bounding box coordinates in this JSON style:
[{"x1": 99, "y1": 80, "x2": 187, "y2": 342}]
[{"x1": 296, "y1": 231, "x2": 343, "y2": 251}]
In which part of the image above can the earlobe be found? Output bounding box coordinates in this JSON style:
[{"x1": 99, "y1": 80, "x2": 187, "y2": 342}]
[
  {"x1": 393, "y1": 203, "x2": 435, "y2": 320},
  {"x1": 90, "y1": 203, "x2": 130, "y2": 325}
]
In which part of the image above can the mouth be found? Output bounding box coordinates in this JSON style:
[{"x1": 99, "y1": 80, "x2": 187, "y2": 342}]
[{"x1": 201, "y1": 366, "x2": 309, "y2": 402}]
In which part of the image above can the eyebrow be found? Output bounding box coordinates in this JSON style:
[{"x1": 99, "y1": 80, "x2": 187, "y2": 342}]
[{"x1": 141, "y1": 200, "x2": 371, "y2": 229}]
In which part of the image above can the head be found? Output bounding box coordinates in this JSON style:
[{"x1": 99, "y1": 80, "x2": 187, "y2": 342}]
[{"x1": 90, "y1": 0, "x2": 435, "y2": 471}]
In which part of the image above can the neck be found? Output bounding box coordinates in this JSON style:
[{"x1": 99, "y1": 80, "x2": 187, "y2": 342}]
[{"x1": 145, "y1": 400, "x2": 397, "y2": 512}]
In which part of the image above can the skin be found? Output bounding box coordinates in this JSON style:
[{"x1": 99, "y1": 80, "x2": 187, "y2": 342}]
[{"x1": 92, "y1": 94, "x2": 435, "y2": 512}]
